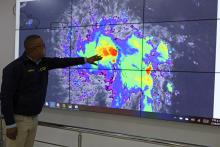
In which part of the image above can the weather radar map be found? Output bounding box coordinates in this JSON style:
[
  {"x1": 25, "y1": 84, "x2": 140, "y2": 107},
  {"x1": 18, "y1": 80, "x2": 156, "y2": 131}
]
[{"x1": 16, "y1": 0, "x2": 220, "y2": 124}]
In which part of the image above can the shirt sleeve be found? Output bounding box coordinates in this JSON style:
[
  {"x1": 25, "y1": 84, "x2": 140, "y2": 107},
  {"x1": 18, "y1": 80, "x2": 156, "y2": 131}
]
[
  {"x1": 45, "y1": 57, "x2": 86, "y2": 70},
  {"x1": 6, "y1": 123, "x2": 16, "y2": 129},
  {"x1": 0, "y1": 65, "x2": 20, "y2": 126}
]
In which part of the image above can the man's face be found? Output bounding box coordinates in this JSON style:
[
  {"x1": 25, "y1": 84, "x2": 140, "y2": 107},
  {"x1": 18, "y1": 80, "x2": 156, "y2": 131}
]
[{"x1": 31, "y1": 38, "x2": 45, "y2": 59}]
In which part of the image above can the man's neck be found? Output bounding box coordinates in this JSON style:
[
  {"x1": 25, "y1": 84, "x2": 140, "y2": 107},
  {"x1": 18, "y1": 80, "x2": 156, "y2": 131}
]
[{"x1": 26, "y1": 55, "x2": 41, "y2": 65}]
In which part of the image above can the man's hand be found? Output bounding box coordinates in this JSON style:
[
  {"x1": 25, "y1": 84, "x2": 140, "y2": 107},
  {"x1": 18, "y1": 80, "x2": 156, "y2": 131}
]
[
  {"x1": 86, "y1": 55, "x2": 102, "y2": 65},
  {"x1": 6, "y1": 127, "x2": 17, "y2": 140}
]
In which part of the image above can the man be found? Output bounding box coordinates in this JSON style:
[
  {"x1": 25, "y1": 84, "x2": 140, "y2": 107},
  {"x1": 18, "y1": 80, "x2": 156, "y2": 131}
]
[{"x1": 0, "y1": 34, "x2": 102, "y2": 147}]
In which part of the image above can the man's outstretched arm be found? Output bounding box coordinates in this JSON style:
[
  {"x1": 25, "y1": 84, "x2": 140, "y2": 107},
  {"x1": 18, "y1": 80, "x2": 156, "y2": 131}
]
[{"x1": 45, "y1": 55, "x2": 102, "y2": 70}]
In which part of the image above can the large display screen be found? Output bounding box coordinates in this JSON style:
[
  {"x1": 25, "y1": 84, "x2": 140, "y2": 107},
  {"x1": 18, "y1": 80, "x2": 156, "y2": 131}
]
[{"x1": 16, "y1": 0, "x2": 220, "y2": 126}]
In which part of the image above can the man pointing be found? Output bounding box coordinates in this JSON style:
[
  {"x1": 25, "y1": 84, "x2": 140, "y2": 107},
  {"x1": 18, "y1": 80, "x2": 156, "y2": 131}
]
[{"x1": 0, "y1": 34, "x2": 102, "y2": 147}]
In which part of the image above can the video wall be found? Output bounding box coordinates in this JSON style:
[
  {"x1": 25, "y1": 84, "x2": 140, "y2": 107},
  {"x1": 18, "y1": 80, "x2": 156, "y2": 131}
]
[{"x1": 16, "y1": 0, "x2": 220, "y2": 125}]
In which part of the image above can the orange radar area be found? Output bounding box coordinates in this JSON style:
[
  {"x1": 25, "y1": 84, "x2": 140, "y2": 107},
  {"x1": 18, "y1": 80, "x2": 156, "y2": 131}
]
[
  {"x1": 97, "y1": 46, "x2": 118, "y2": 64},
  {"x1": 100, "y1": 46, "x2": 118, "y2": 57},
  {"x1": 146, "y1": 64, "x2": 153, "y2": 75}
]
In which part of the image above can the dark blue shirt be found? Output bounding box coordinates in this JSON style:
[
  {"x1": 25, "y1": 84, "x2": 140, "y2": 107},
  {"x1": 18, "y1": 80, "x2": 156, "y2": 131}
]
[{"x1": 0, "y1": 53, "x2": 85, "y2": 125}]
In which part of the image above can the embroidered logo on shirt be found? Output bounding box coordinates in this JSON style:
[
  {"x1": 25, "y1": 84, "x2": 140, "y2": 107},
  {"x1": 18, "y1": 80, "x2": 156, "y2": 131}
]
[{"x1": 39, "y1": 67, "x2": 47, "y2": 71}]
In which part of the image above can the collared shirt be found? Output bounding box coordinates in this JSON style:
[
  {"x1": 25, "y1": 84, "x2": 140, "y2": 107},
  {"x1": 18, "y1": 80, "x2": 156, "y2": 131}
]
[{"x1": 26, "y1": 55, "x2": 42, "y2": 65}]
